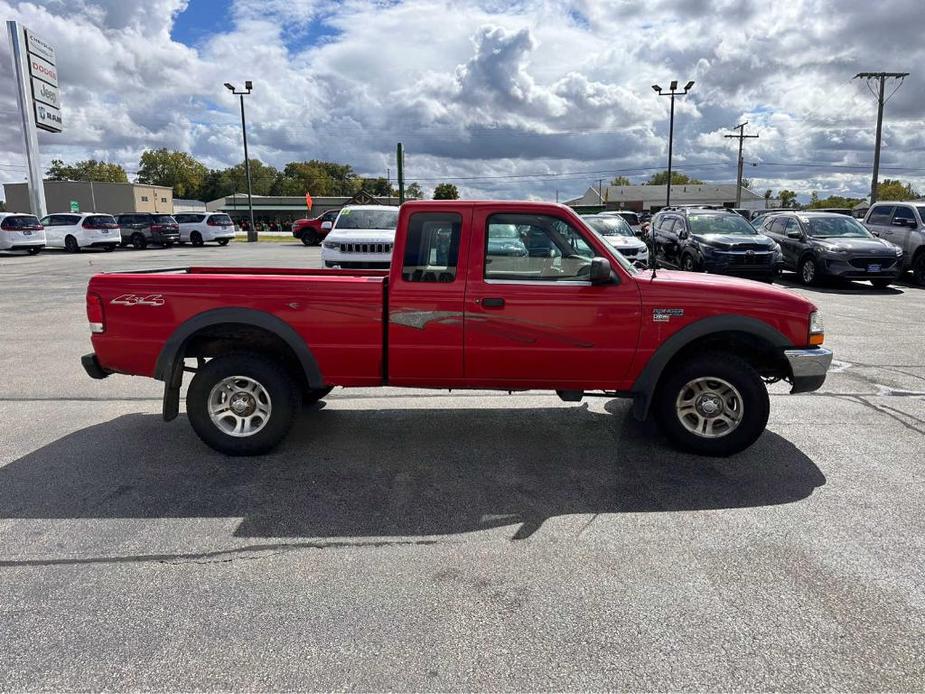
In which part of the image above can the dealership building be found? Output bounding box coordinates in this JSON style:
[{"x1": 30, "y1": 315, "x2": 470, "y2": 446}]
[
  {"x1": 206, "y1": 190, "x2": 401, "y2": 229},
  {"x1": 565, "y1": 183, "x2": 776, "y2": 213},
  {"x1": 4, "y1": 180, "x2": 174, "y2": 215}
]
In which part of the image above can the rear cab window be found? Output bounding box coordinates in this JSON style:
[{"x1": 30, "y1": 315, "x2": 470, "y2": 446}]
[{"x1": 401, "y1": 212, "x2": 462, "y2": 282}]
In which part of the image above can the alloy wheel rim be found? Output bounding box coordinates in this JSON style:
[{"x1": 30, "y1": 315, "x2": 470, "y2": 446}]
[
  {"x1": 802, "y1": 261, "x2": 815, "y2": 283},
  {"x1": 675, "y1": 376, "x2": 744, "y2": 439},
  {"x1": 208, "y1": 375, "x2": 272, "y2": 437}
]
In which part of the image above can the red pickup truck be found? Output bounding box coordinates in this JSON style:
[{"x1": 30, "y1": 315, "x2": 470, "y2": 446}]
[
  {"x1": 82, "y1": 200, "x2": 832, "y2": 457},
  {"x1": 291, "y1": 209, "x2": 338, "y2": 246}
]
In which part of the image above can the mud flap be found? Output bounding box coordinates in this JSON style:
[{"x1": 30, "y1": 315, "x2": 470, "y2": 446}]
[{"x1": 162, "y1": 359, "x2": 184, "y2": 422}]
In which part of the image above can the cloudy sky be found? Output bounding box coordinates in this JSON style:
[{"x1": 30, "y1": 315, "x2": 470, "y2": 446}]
[{"x1": 1, "y1": 0, "x2": 923, "y2": 202}]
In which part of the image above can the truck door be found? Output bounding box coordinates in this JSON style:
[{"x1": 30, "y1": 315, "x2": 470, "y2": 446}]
[
  {"x1": 463, "y1": 208, "x2": 641, "y2": 391},
  {"x1": 386, "y1": 208, "x2": 471, "y2": 387}
]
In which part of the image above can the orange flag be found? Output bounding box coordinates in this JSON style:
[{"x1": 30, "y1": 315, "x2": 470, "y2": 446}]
[{"x1": 305, "y1": 192, "x2": 313, "y2": 210}]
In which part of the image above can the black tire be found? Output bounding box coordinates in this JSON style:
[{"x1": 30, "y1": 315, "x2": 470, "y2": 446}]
[
  {"x1": 64, "y1": 235, "x2": 80, "y2": 253},
  {"x1": 681, "y1": 252, "x2": 699, "y2": 272},
  {"x1": 190, "y1": 231, "x2": 204, "y2": 247},
  {"x1": 303, "y1": 385, "x2": 333, "y2": 406},
  {"x1": 798, "y1": 256, "x2": 818, "y2": 286},
  {"x1": 186, "y1": 352, "x2": 300, "y2": 456},
  {"x1": 217, "y1": 238, "x2": 230, "y2": 246},
  {"x1": 653, "y1": 351, "x2": 770, "y2": 457},
  {"x1": 871, "y1": 278, "x2": 892, "y2": 289},
  {"x1": 26, "y1": 247, "x2": 41, "y2": 255},
  {"x1": 131, "y1": 232, "x2": 147, "y2": 250},
  {"x1": 300, "y1": 233, "x2": 313, "y2": 246},
  {"x1": 912, "y1": 253, "x2": 925, "y2": 287}
]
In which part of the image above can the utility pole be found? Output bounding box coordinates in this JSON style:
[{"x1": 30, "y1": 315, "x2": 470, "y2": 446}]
[
  {"x1": 724, "y1": 121, "x2": 759, "y2": 207},
  {"x1": 598, "y1": 178, "x2": 604, "y2": 208},
  {"x1": 652, "y1": 80, "x2": 695, "y2": 208},
  {"x1": 853, "y1": 72, "x2": 909, "y2": 205},
  {"x1": 396, "y1": 142, "x2": 405, "y2": 204}
]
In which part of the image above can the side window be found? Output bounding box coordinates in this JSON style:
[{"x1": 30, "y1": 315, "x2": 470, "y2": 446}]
[
  {"x1": 323, "y1": 210, "x2": 338, "y2": 221},
  {"x1": 174, "y1": 214, "x2": 188, "y2": 223},
  {"x1": 485, "y1": 213, "x2": 595, "y2": 282},
  {"x1": 401, "y1": 212, "x2": 462, "y2": 282},
  {"x1": 892, "y1": 206, "x2": 914, "y2": 224},
  {"x1": 782, "y1": 217, "x2": 801, "y2": 235},
  {"x1": 768, "y1": 218, "x2": 786, "y2": 234},
  {"x1": 867, "y1": 205, "x2": 894, "y2": 225}
]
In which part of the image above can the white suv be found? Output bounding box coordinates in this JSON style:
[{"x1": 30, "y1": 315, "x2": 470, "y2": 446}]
[
  {"x1": 39, "y1": 213, "x2": 120, "y2": 252},
  {"x1": 0, "y1": 213, "x2": 46, "y2": 254},
  {"x1": 174, "y1": 212, "x2": 236, "y2": 246},
  {"x1": 321, "y1": 205, "x2": 400, "y2": 269}
]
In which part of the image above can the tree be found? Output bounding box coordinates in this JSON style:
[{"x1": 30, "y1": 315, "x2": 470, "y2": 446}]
[
  {"x1": 357, "y1": 177, "x2": 394, "y2": 197},
  {"x1": 741, "y1": 177, "x2": 751, "y2": 189},
  {"x1": 433, "y1": 183, "x2": 459, "y2": 200},
  {"x1": 807, "y1": 194, "x2": 863, "y2": 209},
  {"x1": 277, "y1": 160, "x2": 358, "y2": 197},
  {"x1": 405, "y1": 182, "x2": 424, "y2": 199},
  {"x1": 779, "y1": 190, "x2": 798, "y2": 208},
  {"x1": 46, "y1": 158, "x2": 128, "y2": 183},
  {"x1": 877, "y1": 179, "x2": 919, "y2": 201},
  {"x1": 644, "y1": 170, "x2": 703, "y2": 185},
  {"x1": 763, "y1": 189, "x2": 773, "y2": 203},
  {"x1": 610, "y1": 175, "x2": 632, "y2": 186},
  {"x1": 136, "y1": 149, "x2": 209, "y2": 199}
]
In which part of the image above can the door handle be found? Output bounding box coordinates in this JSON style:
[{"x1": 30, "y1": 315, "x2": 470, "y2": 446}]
[{"x1": 479, "y1": 297, "x2": 505, "y2": 308}]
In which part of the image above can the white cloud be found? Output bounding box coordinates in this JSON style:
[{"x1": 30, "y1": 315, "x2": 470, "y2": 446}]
[{"x1": 0, "y1": 0, "x2": 923, "y2": 202}]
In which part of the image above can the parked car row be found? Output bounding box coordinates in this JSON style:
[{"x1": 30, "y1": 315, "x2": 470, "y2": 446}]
[
  {"x1": 624, "y1": 203, "x2": 924, "y2": 289},
  {"x1": 0, "y1": 211, "x2": 236, "y2": 254}
]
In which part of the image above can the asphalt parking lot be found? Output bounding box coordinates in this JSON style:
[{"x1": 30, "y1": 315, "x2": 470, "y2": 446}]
[{"x1": 1, "y1": 242, "x2": 923, "y2": 691}]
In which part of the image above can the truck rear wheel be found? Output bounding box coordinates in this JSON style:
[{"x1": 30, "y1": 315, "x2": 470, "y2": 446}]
[
  {"x1": 653, "y1": 352, "x2": 769, "y2": 457},
  {"x1": 186, "y1": 352, "x2": 300, "y2": 456}
]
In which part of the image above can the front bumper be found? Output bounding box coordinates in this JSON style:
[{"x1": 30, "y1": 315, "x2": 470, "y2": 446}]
[
  {"x1": 818, "y1": 256, "x2": 901, "y2": 280},
  {"x1": 784, "y1": 347, "x2": 833, "y2": 393},
  {"x1": 702, "y1": 251, "x2": 779, "y2": 277}
]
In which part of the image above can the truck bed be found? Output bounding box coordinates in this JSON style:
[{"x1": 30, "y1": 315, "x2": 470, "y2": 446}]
[{"x1": 88, "y1": 266, "x2": 388, "y2": 386}]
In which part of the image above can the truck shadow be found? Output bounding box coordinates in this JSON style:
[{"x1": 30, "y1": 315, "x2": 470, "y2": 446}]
[{"x1": 0, "y1": 402, "x2": 825, "y2": 540}]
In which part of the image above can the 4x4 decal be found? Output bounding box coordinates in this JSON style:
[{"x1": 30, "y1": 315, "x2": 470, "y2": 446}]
[{"x1": 111, "y1": 294, "x2": 166, "y2": 306}]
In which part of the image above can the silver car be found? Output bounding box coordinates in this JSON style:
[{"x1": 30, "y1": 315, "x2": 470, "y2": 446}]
[{"x1": 862, "y1": 201, "x2": 925, "y2": 285}]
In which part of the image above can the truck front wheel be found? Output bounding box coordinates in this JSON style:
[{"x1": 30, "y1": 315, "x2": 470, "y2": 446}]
[
  {"x1": 653, "y1": 352, "x2": 770, "y2": 457},
  {"x1": 186, "y1": 352, "x2": 300, "y2": 456}
]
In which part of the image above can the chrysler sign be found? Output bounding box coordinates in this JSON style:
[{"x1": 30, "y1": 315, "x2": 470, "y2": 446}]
[{"x1": 22, "y1": 27, "x2": 61, "y2": 132}]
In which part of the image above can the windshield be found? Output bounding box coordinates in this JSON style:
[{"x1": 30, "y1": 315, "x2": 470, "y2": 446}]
[
  {"x1": 917, "y1": 207, "x2": 925, "y2": 223},
  {"x1": 616, "y1": 212, "x2": 639, "y2": 225},
  {"x1": 1, "y1": 215, "x2": 42, "y2": 229},
  {"x1": 335, "y1": 208, "x2": 398, "y2": 230},
  {"x1": 806, "y1": 216, "x2": 872, "y2": 238},
  {"x1": 85, "y1": 215, "x2": 118, "y2": 228},
  {"x1": 152, "y1": 215, "x2": 177, "y2": 224},
  {"x1": 578, "y1": 219, "x2": 639, "y2": 275},
  {"x1": 585, "y1": 216, "x2": 635, "y2": 237},
  {"x1": 688, "y1": 213, "x2": 758, "y2": 235}
]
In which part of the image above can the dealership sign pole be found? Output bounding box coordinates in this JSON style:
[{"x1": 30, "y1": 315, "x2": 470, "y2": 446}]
[{"x1": 6, "y1": 21, "x2": 62, "y2": 217}]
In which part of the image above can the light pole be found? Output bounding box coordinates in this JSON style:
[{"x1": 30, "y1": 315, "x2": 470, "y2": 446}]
[
  {"x1": 652, "y1": 80, "x2": 694, "y2": 208},
  {"x1": 224, "y1": 81, "x2": 256, "y2": 242}
]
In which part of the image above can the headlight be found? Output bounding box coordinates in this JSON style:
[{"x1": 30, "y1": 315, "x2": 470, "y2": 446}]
[
  {"x1": 809, "y1": 310, "x2": 824, "y2": 346},
  {"x1": 820, "y1": 245, "x2": 847, "y2": 255},
  {"x1": 323, "y1": 241, "x2": 339, "y2": 250},
  {"x1": 698, "y1": 243, "x2": 716, "y2": 255},
  {"x1": 637, "y1": 247, "x2": 648, "y2": 258},
  {"x1": 894, "y1": 246, "x2": 903, "y2": 256},
  {"x1": 771, "y1": 242, "x2": 782, "y2": 258}
]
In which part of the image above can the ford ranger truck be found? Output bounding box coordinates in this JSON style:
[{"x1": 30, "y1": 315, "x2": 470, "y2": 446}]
[{"x1": 82, "y1": 201, "x2": 832, "y2": 457}]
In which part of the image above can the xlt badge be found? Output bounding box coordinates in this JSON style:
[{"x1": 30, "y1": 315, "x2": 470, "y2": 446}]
[{"x1": 653, "y1": 308, "x2": 684, "y2": 322}]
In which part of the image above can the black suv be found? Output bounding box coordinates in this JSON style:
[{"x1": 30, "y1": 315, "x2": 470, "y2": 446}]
[
  {"x1": 115, "y1": 213, "x2": 180, "y2": 249},
  {"x1": 651, "y1": 206, "x2": 781, "y2": 281},
  {"x1": 759, "y1": 211, "x2": 903, "y2": 288}
]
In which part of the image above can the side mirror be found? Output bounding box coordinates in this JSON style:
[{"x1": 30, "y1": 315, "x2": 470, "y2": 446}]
[
  {"x1": 321, "y1": 221, "x2": 332, "y2": 230},
  {"x1": 679, "y1": 230, "x2": 689, "y2": 240},
  {"x1": 589, "y1": 257, "x2": 613, "y2": 284},
  {"x1": 787, "y1": 229, "x2": 803, "y2": 239}
]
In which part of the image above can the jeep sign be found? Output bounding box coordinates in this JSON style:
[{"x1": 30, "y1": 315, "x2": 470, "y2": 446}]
[{"x1": 31, "y1": 77, "x2": 59, "y2": 108}]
